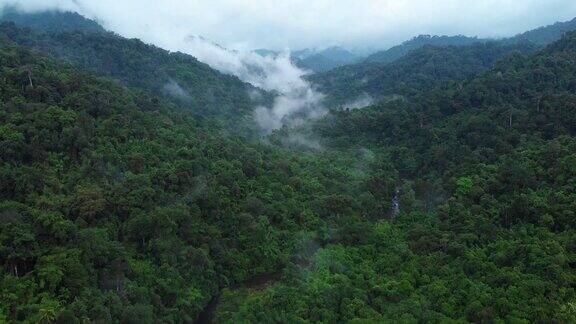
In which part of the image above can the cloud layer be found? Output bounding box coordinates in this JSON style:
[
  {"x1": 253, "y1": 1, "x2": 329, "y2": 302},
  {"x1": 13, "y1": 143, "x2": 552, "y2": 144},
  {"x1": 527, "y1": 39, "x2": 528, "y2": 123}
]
[{"x1": 3, "y1": 0, "x2": 576, "y2": 51}]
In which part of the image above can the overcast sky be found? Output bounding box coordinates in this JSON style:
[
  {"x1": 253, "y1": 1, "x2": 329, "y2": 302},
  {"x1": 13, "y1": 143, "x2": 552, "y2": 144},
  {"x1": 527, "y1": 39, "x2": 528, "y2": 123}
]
[{"x1": 3, "y1": 0, "x2": 576, "y2": 51}]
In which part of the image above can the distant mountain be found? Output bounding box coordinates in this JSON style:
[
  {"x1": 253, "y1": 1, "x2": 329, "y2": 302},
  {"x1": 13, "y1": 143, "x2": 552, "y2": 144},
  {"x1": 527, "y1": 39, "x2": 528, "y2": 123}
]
[
  {"x1": 363, "y1": 17, "x2": 576, "y2": 66},
  {"x1": 255, "y1": 46, "x2": 362, "y2": 73},
  {"x1": 254, "y1": 48, "x2": 280, "y2": 57},
  {"x1": 310, "y1": 42, "x2": 537, "y2": 107},
  {"x1": 507, "y1": 17, "x2": 576, "y2": 45},
  {"x1": 296, "y1": 47, "x2": 361, "y2": 73},
  {"x1": 365, "y1": 35, "x2": 485, "y2": 64},
  {"x1": 0, "y1": 7, "x2": 105, "y2": 33},
  {"x1": 311, "y1": 17, "x2": 576, "y2": 108}
]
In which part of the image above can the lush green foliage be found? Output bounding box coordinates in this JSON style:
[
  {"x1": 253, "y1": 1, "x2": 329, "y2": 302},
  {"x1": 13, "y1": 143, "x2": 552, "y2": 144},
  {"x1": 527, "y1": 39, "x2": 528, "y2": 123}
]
[
  {"x1": 2, "y1": 11, "x2": 576, "y2": 324},
  {"x1": 215, "y1": 32, "x2": 576, "y2": 323},
  {"x1": 0, "y1": 38, "x2": 399, "y2": 322}
]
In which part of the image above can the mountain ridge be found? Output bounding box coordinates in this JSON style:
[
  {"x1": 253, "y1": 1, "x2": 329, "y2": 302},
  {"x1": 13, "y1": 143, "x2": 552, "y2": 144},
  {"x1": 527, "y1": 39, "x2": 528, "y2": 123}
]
[{"x1": 0, "y1": 17, "x2": 266, "y2": 120}]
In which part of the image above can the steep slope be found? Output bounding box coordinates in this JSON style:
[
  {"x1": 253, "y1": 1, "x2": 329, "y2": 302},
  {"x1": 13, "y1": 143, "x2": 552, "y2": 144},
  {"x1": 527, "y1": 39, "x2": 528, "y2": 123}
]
[
  {"x1": 310, "y1": 42, "x2": 537, "y2": 107},
  {"x1": 0, "y1": 35, "x2": 387, "y2": 323},
  {"x1": 0, "y1": 13, "x2": 264, "y2": 119}
]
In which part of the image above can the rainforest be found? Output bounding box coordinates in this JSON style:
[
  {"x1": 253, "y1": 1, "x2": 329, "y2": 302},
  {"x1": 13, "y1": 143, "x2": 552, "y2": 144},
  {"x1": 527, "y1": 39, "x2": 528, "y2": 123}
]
[{"x1": 1, "y1": 2, "x2": 576, "y2": 323}]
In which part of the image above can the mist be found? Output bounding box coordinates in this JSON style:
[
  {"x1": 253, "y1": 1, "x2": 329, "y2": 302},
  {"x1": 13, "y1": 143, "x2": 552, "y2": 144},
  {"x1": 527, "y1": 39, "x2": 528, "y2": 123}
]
[
  {"x1": 163, "y1": 79, "x2": 191, "y2": 101},
  {"x1": 179, "y1": 37, "x2": 326, "y2": 132},
  {"x1": 343, "y1": 94, "x2": 375, "y2": 110}
]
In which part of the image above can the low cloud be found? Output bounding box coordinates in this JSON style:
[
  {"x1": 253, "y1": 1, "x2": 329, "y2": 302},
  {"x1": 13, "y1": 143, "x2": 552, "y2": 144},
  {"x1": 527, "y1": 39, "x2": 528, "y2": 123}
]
[
  {"x1": 343, "y1": 94, "x2": 374, "y2": 110},
  {"x1": 2, "y1": 2, "x2": 328, "y2": 133},
  {"x1": 283, "y1": 133, "x2": 323, "y2": 151},
  {"x1": 163, "y1": 79, "x2": 191, "y2": 101},
  {"x1": 253, "y1": 87, "x2": 325, "y2": 133},
  {"x1": 179, "y1": 36, "x2": 326, "y2": 133}
]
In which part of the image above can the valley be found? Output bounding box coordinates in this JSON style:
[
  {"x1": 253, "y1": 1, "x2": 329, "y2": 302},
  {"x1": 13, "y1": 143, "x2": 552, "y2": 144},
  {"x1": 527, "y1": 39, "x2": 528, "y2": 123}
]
[{"x1": 1, "y1": 3, "x2": 576, "y2": 323}]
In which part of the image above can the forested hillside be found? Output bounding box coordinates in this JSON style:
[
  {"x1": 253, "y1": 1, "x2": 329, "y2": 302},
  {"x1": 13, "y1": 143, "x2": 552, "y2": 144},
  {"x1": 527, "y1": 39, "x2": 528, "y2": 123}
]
[
  {"x1": 0, "y1": 20, "x2": 263, "y2": 120},
  {"x1": 0, "y1": 35, "x2": 397, "y2": 322},
  {"x1": 213, "y1": 31, "x2": 576, "y2": 323},
  {"x1": 310, "y1": 42, "x2": 537, "y2": 107},
  {"x1": 0, "y1": 8, "x2": 105, "y2": 34},
  {"x1": 310, "y1": 16, "x2": 576, "y2": 108}
]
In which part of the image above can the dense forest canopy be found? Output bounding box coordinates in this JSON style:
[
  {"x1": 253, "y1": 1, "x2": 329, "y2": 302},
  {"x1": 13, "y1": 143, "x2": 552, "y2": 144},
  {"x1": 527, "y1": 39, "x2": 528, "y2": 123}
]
[
  {"x1": 0, "y1": 34, "x2": 392, "y2": 322},
  {"x1": 1, "y1": 9, "x2": 576, "y2": 324},
  {"x1": 219, "y1": 30, "x2": 576, "y2": 323}
]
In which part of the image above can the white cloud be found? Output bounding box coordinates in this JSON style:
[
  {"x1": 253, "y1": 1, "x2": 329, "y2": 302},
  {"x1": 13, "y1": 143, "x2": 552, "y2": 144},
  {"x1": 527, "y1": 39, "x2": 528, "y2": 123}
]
[
  {"x1": 180, "y1": 34, "x2": 326, "y2": 133},
  {"x1": 163, "y1": 79, "x2": 191, "y2": 101},
  {"x1": 343, "y1": 94, "x2": 374, "y2": 110},
  {"x1": 175, "y1": 37, "x2": 325, "y2": 132}
]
